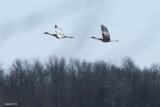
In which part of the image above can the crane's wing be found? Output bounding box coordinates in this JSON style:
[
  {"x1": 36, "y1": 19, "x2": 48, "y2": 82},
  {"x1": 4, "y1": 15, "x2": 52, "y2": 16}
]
[
  {"x1": 55, "y1": 26, "x2": 64, "y2": 36},
  {"x1": 101, "y1": 25, "x2": 110, "y2": 40}
]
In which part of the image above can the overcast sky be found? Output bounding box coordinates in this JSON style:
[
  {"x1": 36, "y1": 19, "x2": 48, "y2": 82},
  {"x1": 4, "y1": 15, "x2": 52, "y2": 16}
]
[{"x1": 0, "y1": 0, "x2": 160, "y2": 68}]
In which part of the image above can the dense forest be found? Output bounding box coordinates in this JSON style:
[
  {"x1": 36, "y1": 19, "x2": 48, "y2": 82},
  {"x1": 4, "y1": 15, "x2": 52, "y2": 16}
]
[{"x1": 0, "y1": 56, "x2": 160, "y2": 107}]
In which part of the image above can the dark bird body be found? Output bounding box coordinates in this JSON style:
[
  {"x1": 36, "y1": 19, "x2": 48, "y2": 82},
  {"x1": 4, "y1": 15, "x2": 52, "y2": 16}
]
[{"x1": 91, "y1": 25, "x2": 118, "y2": 42}]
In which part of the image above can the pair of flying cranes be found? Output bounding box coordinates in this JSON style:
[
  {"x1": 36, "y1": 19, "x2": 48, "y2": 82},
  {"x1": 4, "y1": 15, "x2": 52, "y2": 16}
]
[{"x1": 43, "y1": 24, "x2": 119, "y2": 42}]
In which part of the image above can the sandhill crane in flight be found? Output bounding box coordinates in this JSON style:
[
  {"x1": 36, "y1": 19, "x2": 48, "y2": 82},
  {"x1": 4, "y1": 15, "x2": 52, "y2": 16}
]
[
  {"x1": 43, "y1": 25, "x2": 74, "y2": 39},
  {"x1": 91, "y1": 25, "x2": 118, "y2": 42}
]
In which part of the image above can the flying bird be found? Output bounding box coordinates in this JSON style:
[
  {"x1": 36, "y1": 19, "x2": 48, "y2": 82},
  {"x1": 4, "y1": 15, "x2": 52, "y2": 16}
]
[
  {"x1": 91, "y1": 25, "x2": 118, "y2": 42},
  {"x1": 43, "y1": 25, "x2": 74, "y2": 39}
]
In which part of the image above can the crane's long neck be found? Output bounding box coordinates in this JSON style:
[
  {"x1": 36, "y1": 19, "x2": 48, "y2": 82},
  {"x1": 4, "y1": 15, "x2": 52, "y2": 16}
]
[
  {"x1": 91, "y1": 37, "x2": 103, "y2": 41},
  {"x1": 44, "y1": 32, "x2": 57, "y2": 37}
]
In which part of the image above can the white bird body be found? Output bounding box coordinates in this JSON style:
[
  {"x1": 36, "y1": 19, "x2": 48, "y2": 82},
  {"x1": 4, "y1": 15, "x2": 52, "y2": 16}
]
[
  {"x1": 55, "y1": 26, "x2": 64, "y2": 36},
  {"x1": 55, "y1": 25, "x2": 65, "y2": 39},
  {"x1": 43, "y1": 25, "x2": 74, "y2": 39},
  {"x1": 57, "y1": 34, "x2": 64, "y2": 39}
]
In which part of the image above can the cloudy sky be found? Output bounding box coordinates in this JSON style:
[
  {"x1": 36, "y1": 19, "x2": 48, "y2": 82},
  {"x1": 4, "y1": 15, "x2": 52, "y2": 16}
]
[{"x1": 0, "y1": 0, "x2": 160, "y2": 68}]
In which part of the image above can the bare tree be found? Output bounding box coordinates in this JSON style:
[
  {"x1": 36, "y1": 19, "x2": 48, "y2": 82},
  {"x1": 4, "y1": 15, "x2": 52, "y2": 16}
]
[{"x1": 1, "y1": 56, "x2": 160, "y2": 107}]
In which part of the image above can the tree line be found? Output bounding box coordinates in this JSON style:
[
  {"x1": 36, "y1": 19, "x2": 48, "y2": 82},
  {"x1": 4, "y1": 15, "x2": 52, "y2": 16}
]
[{"x1": 0, "y1": 56, "x2": 160, "y2": 107}]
